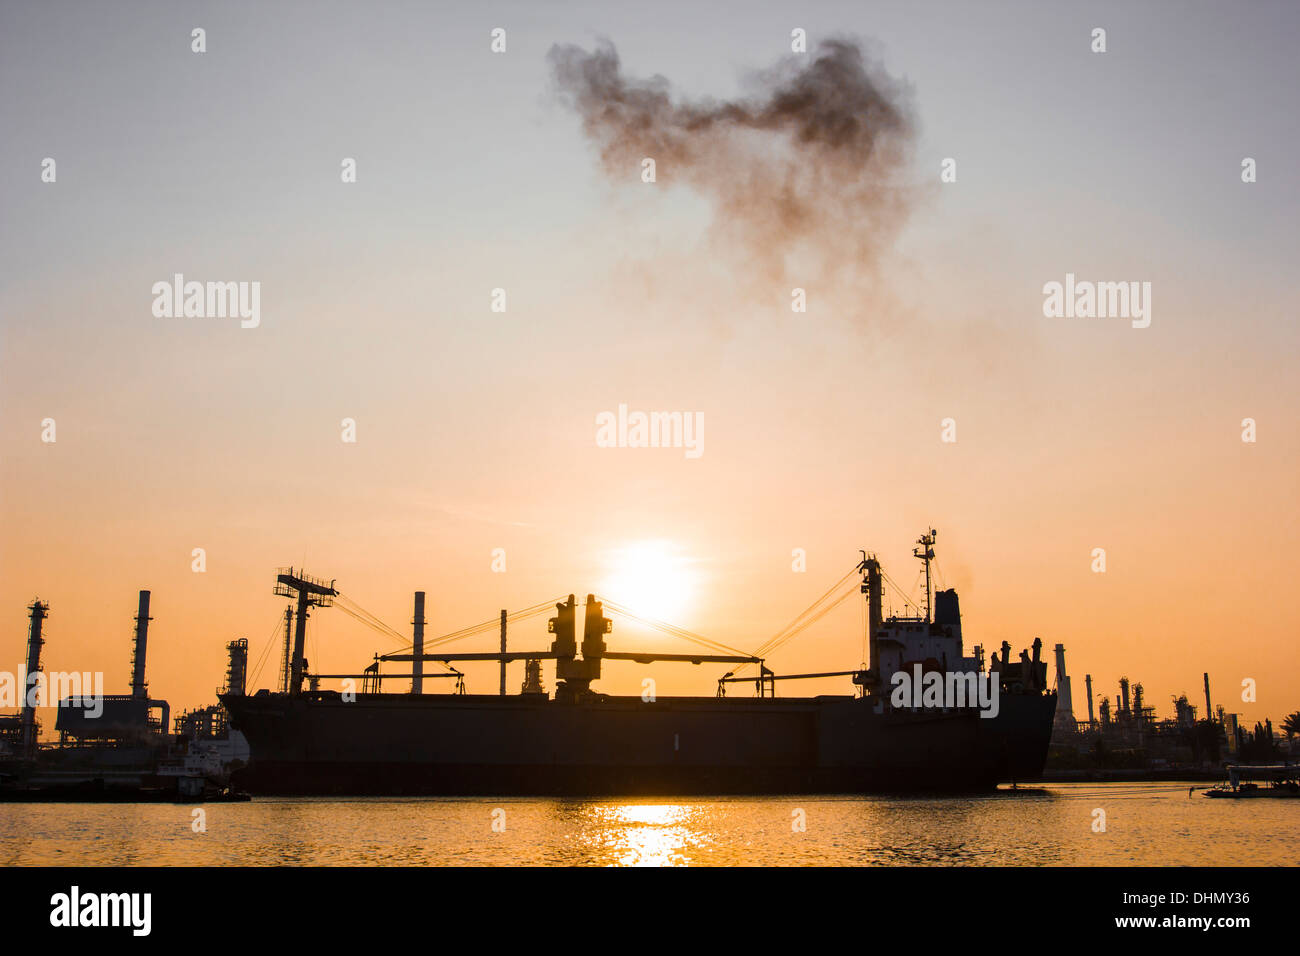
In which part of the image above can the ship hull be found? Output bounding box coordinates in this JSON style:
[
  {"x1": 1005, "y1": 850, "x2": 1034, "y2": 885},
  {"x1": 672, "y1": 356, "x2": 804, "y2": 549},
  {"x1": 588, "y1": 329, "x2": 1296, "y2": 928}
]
[{"x1": 223, "y1": 690, "x2": 1056, "y2": 796}]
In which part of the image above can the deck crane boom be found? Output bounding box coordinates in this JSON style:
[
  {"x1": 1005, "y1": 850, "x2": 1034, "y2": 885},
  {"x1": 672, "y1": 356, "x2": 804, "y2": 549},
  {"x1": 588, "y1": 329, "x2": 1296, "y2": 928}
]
[{"x1": 274, "y1": 569, "x2": 338, "y2": 695}]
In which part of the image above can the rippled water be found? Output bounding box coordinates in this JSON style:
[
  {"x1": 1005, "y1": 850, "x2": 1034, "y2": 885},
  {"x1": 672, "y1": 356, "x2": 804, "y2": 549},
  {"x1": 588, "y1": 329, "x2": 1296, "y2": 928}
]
[{"x1": 1, "y1": 783, "x2": 1294, "y2": 866}]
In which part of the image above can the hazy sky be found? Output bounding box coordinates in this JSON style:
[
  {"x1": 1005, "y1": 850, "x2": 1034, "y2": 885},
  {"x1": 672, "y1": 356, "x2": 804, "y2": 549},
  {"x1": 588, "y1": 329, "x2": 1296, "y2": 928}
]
[{"x1": 2, "y1": 0, "x2": 1297, "y2": 730}]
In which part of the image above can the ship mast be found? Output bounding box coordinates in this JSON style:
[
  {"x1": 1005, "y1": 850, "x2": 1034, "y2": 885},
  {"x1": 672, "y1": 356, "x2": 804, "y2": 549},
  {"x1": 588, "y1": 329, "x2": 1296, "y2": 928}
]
[{"x1": 913, "y1": 529, "x2": 937, "y2": 623}]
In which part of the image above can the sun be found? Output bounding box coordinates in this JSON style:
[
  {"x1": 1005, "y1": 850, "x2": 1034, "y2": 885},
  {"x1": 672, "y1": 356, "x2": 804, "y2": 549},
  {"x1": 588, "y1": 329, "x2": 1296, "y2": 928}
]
[{"x1": 599, "y1": 540, "x2": 696, "y2": 624}]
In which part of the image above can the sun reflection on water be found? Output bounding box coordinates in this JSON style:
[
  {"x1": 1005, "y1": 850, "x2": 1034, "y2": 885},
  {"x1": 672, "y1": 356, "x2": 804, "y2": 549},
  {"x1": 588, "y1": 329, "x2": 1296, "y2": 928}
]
[{"x1": 570, "y1": 803, "x2": 712, "y2": 866}]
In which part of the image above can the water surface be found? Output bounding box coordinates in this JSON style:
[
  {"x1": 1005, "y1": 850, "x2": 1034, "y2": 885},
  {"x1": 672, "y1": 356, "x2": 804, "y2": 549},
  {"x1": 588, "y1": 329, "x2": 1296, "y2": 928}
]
[{"x1": 1, "y1": 783, "x2": 1293, "y2": 866}]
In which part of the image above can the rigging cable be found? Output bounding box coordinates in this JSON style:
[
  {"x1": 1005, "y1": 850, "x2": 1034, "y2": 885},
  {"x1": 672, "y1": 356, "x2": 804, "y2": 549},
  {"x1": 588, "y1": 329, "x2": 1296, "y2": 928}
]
[
  {"x1": 754, "y1": 566, "x2": 860, "y2": 657},
  {"x1": 247, "y1": 612, "x2": 288, "y2": 690},
  {"x1": 599, "y1": 600, "x2": 757, "y2": 658},
  {"x1": 726, "y1": 564, "x2": 861, "y2": 676}
]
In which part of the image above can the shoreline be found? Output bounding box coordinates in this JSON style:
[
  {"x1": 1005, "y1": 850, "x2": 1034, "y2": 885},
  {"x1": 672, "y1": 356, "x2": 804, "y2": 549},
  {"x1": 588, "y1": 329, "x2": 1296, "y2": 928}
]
[{"x1": 1040, "y1": 769, "x2": 1224, "y2": 783}]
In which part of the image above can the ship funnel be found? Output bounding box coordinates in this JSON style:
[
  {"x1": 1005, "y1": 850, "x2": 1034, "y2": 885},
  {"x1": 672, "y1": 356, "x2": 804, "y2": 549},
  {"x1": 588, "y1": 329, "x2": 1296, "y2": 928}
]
[{"x1": 934, "y1": 590, "x2": 960, "y2": 627}]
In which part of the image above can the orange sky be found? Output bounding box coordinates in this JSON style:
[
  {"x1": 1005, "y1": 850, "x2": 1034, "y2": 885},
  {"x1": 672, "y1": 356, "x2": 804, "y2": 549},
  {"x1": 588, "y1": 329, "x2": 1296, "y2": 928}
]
[{"x1": 2, "y1": 2, "x2": 1297, "y2": 734}]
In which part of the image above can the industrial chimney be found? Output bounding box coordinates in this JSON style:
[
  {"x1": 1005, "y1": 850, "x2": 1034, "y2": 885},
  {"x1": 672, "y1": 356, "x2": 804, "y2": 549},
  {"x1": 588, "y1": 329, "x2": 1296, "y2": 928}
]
[
  {"x1": 20, "y1": 600, "x2": 49, "y2": 759},
  {"x1": 224, "y1": 638, "x2": 249, "y2": 697},
  {"x1": 1203, "y1": 673, "x2": 1212, "y2": 722},
  {"x1": 130, "y1": 590, "x2": 152, "y2": 700},
  {"x1": 1052, "y1": 644, "x2": 1076, "y2": 732}
]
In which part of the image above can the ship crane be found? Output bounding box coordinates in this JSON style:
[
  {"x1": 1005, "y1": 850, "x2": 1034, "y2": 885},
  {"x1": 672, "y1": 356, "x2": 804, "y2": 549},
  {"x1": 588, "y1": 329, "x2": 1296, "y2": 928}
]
[
  {"x1": 291, "y1": 562, "x2": 912, "y2": 702},
  {"x1": 382, "y1": 594, "x2": 763, "y2": 701},
  {"x1": 273, "y1": 569, "x2": 338, "y2": 696},
  {"x1": 316, "y1": 542, "x2": 938, "y2": 702}
]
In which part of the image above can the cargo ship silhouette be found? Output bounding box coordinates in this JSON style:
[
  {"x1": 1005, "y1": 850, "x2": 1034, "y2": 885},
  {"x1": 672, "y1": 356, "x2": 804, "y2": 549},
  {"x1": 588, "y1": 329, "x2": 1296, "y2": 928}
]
[{"x1": 222, "y1": 531, "x2": 1056, "y2": 795}]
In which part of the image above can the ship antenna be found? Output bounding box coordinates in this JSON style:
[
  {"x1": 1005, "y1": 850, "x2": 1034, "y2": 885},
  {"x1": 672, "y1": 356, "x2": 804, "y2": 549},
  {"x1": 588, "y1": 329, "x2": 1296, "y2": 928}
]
[{"x1": 913, "y1": 529, "x2": 937, "y2": 623}]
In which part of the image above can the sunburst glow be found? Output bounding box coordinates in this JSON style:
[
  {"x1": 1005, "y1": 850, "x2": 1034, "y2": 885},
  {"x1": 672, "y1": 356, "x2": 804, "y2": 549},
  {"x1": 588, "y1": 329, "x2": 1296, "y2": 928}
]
[{"x1": 599, "y1": 540, "x2": 696, "y2": 624}]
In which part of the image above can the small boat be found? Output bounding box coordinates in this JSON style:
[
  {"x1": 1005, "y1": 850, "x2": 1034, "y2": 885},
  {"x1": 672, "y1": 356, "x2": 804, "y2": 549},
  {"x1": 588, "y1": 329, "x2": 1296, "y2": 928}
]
[{"x1": 1203, "y1": 763, "x2": 1300, "y2": 798}]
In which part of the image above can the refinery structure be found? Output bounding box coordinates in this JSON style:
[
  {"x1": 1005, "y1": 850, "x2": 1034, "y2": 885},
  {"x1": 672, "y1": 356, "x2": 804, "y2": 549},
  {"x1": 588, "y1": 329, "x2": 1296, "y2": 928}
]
[
  {"x1": 0, "y1": 592, "x2": 249, "y2": 800},
  {"x1": 1045, "y1": 646, "x2": 1285, "y2": 775}
]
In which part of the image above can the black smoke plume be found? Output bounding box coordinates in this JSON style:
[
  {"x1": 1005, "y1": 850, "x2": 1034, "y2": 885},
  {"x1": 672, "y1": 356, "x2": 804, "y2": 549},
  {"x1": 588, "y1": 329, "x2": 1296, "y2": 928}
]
[{"x1": 548, "y1": 38, "x2": 918, "y2": 297}]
